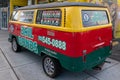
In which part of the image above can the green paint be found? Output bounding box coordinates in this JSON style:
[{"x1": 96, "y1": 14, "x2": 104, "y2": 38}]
[
  {"x1": 21, "y1": 26, "x2": 33, "y2": 38},
  {"x1": 37, "y1": 45, "x2": 111, "y2": 72},
  {"x1": 18, "y1": 26, "x2": 38, "y2": 53},
  {"x1": 18, "y1": 36, "x2": 38, "y2": 54},
  {"x1": 63, "y1": 46, "x2": 111, "y2": 71}
]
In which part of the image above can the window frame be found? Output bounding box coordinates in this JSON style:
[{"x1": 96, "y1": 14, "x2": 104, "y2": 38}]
[
  {"x1": 36, "y1": 9, "x2": 62, "y2": 27},
  {"x1": 10, "y1": 11, "x2": 20, "y2": 21},
  {"x1": 18, "y1": 10, "x2": 35, "y2": 23},
  {"x1": 10, "y1": 11, "x2": 16, "y2": 20}
]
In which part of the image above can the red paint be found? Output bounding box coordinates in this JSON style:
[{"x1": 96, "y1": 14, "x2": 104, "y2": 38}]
[
  {"x1": 9, "y1": 23, "x2": 112, "y2": 58},
  {"x1": 74, "y1": 27, "x2": 112, "y2": 57}
]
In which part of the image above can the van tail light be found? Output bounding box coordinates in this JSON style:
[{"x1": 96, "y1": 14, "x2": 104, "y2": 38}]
[{"x1": 82, "y1": 50, "x2": 87, "y2": 62}]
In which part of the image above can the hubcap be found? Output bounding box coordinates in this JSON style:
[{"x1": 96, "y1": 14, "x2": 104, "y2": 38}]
[
  {"x1": 44, "y1": 57, "x2": 55, "y2": 76},
  {"x1": 13, "y1": 39, "x2": 17, "y2": 51}
]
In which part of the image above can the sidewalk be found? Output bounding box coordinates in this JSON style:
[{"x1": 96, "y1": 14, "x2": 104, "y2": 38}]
[{"x1": 0, "y1": 30, "x2": 120, "y2": 80}]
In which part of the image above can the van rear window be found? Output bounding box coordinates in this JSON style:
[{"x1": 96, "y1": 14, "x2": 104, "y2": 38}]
[
  {"x1": 82, "y1": 10, "x2": 109, "y2": 27},
  {"x1": 36, "y1": 9, "x2": 61, "y2": 26}
]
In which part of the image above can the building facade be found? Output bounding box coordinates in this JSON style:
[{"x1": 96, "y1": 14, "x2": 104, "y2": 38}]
[{"x1": 0, "y1": 0, "x2": 9, "y2": 30}]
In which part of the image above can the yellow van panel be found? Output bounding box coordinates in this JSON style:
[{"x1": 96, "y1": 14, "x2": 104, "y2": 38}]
[
  {"x1": 9, "y1": 6, "x2": 111, "y2": 32},
  {"x1": 10, "y1": 0, "x2": 27, "y2": 14},
  {"x1": 65, "y1": 6, "x2": 112, "y2": 32}
]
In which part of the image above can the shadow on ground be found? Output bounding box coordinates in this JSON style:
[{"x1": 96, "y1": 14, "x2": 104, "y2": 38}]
[{"x1": 110, "y1": 44, "x2": 120, "y2": 62}]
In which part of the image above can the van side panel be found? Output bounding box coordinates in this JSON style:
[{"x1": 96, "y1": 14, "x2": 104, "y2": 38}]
[
  {"x1": 9, "y1": 23, "x2": 112, "y2": 72},
  {"x1": 33, "y1": 27, "x2": 76, "y2": 56},
  {"x1": 9, "y1": 22, "x2": 112, "y2": 57},
  {"x1": 8, "y1": 22, "x2": 77, "y2": 57}
]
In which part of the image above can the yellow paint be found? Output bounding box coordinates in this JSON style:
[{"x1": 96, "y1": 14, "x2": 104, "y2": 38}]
[
  {"x1": 35, "y1": 0, "x2": 38, "y2": 4},
  {"x1": 10, "y1": 0, "x2": 28, "y2": 14},
  {"x1": 118, "y1": 0, "x2": 120, "y2": 6},
  {"x1": 68, "y1": 0, "x2": 87, "y2": 2},
  {"x1": 88, "y1": 0, "x2": 102, "y2": 3},
  {"x1": 9, "y1": 6, "x2": 111, "y2": 32},
  {"x1": 65, "y1": 7, "x2": 111, "y2": 32},
  {"x1": 115, "y1": 0, "x2": 120, "y2": 38},
  {"x1": 67, "y1": 0, "x2": 103, "y2": 3},
  {"x1": 112, "y1": 41, "x2": 119, "y2": 46},
  {"x1": 115, "y1": 24, "x2": 120, "y2": 38}
]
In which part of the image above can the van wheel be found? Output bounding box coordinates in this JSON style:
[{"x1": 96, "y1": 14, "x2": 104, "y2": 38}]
[
  {"x1": 12, "y1": 38, "x2": 21, "y2": 52},
  {"x1": 42, "y1": 55, "x2": 61, "y2": 78}
]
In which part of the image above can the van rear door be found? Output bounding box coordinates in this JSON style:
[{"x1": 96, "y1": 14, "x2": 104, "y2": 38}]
[{"x1": 79, "y1": 9, "x2": 112, "y2": 66}]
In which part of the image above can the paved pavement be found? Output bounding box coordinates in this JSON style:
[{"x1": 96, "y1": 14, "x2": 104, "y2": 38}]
[
  {"x1": 110, "y1": 44, "x2": 120, "y2": 62},
  {"x1": 0, "y1": 30, "x2": 120, "y2": 80}
]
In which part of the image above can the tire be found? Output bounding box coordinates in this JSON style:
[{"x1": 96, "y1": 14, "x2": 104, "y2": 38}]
[
  {"x1": 42, "y1": 55, "x2": 61, "y2": 78},
  {"x1": 12, "y1": 38, "x2": 21, "y2": 52}
]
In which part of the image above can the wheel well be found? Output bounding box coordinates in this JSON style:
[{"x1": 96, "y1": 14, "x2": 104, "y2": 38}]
[
  {"x1": 41, "y1": 52, "x2": 61, "y2": 66},
  {"x1": 41, "y1": 52, "x2": 46, "y2": 57},
  {"x1": 11, "y1": 36, "x2": 19, "y2": 44},
  {"x1": 12, "y1": 35, "x2": 16, "y2": 40}
]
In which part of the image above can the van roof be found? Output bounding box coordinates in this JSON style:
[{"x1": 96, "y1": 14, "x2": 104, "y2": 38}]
[{"x1": 16, "y1": 2, "x2": 106, "y2": 10}]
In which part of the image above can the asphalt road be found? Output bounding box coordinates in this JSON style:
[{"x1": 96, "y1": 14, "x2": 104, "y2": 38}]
[{"x1": 0, "y1": 30, "x2": 120, "y2": 80}]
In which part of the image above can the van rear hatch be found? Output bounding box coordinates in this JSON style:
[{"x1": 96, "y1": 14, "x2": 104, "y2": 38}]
[
  {"x1": 76, "y1": 9, "x2": 112, "y2": 66},
  {"x1": 81, "y1": 9, "x2": 112, "y2": 51}
]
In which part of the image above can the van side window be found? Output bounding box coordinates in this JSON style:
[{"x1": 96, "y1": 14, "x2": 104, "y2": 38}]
[
  {"x1": 19, "y1": 10, "x2": 34, "y2": 23},
  {"x1": 36, "y1": 9, "x2": 61, "y2": 26},
  {"x1": 82, "y1": 10, "x2": 109, "y2": 27},
  {"x1": 12, "y1": 11, "x2": 19, "y2": 21}
]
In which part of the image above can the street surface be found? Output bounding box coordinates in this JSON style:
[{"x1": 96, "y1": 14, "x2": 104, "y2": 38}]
[{"x1": 0, "y1": 30, "x2": 120, "y2": 80}]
